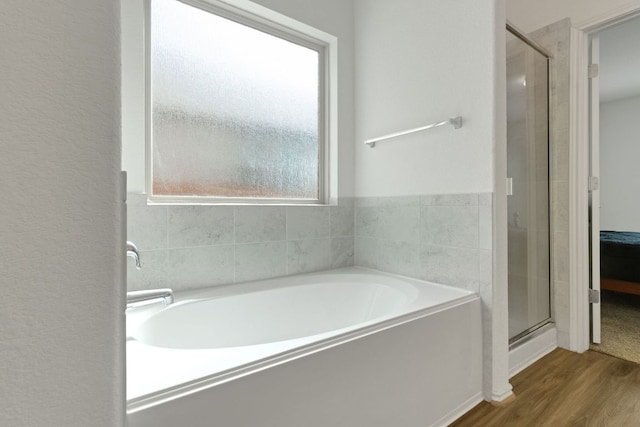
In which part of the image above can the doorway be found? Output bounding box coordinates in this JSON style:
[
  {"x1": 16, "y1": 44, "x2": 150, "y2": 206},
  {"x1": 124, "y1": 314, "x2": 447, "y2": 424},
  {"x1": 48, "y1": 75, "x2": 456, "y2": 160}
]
[{"x1": 589, "y1": 14, "x2": 640, "y2": 363}]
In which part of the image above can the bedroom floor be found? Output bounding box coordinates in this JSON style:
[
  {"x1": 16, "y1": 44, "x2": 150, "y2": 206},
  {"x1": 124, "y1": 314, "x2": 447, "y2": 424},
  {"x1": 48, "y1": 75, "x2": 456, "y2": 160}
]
[
  {"x1": 590, "y1": 290, "x2": 640, "y2": 364},
  {"x1": 452, "y1": 348, "x2": 640, "y2": 426}
]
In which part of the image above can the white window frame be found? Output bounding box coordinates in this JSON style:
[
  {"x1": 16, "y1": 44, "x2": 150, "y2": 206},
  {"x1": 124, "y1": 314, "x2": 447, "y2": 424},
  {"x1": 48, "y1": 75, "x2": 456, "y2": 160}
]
[{"x1": 144, "y1": 0, "x2": 338, "y2": 205}]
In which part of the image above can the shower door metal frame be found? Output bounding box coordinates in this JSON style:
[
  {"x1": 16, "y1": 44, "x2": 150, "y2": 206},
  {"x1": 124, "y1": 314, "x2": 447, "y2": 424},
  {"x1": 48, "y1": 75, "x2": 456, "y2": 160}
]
[
  {"x1": 506, "y1": 23, "x2": 554, "y2": 345},
  {"x1": 506, "y1": 22, "x2": 553, "y2": 58}
]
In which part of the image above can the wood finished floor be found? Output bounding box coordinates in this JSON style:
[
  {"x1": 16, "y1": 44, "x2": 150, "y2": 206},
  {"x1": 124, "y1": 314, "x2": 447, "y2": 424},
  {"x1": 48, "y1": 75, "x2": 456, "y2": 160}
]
[{"x1": 451, "y1": 348, "x2": 640, "y2": 426}]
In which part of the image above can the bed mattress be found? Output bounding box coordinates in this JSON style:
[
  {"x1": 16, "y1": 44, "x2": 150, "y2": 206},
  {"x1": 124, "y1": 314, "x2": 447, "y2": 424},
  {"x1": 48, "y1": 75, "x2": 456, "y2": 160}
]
[{"x1": 600, "y1": 231, "x2": 640, "y2": 283}]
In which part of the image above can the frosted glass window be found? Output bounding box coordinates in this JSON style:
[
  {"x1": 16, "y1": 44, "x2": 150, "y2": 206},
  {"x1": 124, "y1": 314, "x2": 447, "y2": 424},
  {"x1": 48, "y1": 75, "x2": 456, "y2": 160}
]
[{"x1": 149, "y1": 0, "x2": 323, "y2": 202}]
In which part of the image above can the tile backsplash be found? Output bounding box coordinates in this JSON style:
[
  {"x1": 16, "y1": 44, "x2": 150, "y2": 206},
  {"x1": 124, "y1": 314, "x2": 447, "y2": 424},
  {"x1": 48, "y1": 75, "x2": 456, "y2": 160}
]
[
  {"x1": 355, "y1": 193, "x2": 493, "y2": 293},
  {"x1": 127, "y1": 192, "x2": 492, "y2": 294},
  {"x1": 126, "y1": 194, "x2": 354, "y2": 291}
]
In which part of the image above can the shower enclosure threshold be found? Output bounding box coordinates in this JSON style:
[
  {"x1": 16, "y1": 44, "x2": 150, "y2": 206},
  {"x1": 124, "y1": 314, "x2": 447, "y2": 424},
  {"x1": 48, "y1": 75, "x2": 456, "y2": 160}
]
[{"x1": 508, "y1": 323, "x2": 557, "y2": 378}]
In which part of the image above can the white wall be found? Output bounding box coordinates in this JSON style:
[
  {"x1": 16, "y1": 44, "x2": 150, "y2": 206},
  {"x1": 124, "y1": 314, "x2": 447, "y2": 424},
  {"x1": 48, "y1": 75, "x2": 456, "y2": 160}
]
[
  {"x1": 600, "y1": 95, "x2": 640, "y2": 231},
  {"x1": 0, "y1": 1, "x2": 124, "y2": 427},
  {"x1": 507, "y1": 0, "x2": 640, "y2": 32},
  {"x1": 354, "y1": 0, "x2": 497, "y2": 197},
  {"x1": 121, "y1": 0, "x2": 355, "y2": 197}
]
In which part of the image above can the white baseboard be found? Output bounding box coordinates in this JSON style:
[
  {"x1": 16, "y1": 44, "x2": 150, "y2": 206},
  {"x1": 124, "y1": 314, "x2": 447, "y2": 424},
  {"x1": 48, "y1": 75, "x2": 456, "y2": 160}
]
[
  {"x1": 509, "y1": 325, "x2": 557, "y2": 378},
  {"x1": 432, "y1": 392, "x2": 483, "y2": 427},
  {"x1": 491, "y1": 387, "x2": 515, "y2": 402}
]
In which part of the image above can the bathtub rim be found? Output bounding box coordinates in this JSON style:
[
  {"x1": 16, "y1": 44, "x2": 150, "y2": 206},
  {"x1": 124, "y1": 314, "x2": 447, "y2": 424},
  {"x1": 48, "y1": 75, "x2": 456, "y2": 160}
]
[
  {"x1": 126, "y1": 267, "x2": 479, "y2": 413},
  {"x1": 135, "y1": 266, "x2": 469, "y2": 305}
]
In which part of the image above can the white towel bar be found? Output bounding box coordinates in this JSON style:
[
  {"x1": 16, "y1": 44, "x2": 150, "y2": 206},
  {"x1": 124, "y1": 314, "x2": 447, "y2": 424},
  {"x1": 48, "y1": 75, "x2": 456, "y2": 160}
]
[{"x1": 364, "y1": 116, "x2": 463, "y2": 148}]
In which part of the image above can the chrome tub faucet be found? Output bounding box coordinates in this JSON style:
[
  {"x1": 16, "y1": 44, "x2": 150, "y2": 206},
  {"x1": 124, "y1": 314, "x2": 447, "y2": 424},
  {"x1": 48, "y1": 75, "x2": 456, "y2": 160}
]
[
  {"x1": 126, "y1": 241, "x2": 141, "y2": 270},
  {"x1": 125, "y1": 240, "x2": 173, "y2": 309}
]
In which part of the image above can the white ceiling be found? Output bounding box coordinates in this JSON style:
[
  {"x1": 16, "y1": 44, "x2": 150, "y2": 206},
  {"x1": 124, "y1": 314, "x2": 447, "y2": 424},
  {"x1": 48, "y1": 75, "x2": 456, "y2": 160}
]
[{"x1": 598, "y1": 15, "x2": 640, "y2": 103}]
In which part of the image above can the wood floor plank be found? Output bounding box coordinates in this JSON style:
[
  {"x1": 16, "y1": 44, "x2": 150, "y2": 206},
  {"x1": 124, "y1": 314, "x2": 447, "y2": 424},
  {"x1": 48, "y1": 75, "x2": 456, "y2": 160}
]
[{"x1": 451, "y1": 349, "x2": 640, "y2": 426}]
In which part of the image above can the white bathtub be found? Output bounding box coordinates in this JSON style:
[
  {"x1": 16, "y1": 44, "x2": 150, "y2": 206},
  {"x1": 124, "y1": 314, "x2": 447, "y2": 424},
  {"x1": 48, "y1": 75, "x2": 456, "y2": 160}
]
[{"x1": 127, "y1": 267, "x2": 483, "y2": 427}]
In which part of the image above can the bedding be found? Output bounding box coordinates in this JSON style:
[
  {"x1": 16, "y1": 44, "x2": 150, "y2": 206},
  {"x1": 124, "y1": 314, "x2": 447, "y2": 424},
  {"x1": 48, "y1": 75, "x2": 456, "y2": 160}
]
[{"x1": 600, "y1": 231, "x2": 640, "y2": 295}]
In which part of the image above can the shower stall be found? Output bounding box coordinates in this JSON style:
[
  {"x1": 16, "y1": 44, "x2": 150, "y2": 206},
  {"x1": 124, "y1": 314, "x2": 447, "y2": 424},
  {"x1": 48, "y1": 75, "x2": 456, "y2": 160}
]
[{"x1": 506, "y1": 26, "x2": 552, "y2": 344}]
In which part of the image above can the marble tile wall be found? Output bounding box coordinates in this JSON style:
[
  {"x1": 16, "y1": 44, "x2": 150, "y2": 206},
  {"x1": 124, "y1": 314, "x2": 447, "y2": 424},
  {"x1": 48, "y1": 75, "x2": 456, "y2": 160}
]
[
  {"x1": 531, "y1": 18, "x2": 571, "y2": 347},
  {"x1": 128, "y1": 191, "x2": 492, "y2": 297},
  {"x1": 126, "y1": 194, "x2": 355, "y2": 291},
  {"x1": 354, "y1": 193, "x2": 493, "y2": 294}
]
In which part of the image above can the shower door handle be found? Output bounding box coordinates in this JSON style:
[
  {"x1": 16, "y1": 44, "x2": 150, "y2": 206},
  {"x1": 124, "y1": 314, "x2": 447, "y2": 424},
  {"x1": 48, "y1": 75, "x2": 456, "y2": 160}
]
[{"x1": 506, "y1": 177, "x2": 513, "y2": 196}]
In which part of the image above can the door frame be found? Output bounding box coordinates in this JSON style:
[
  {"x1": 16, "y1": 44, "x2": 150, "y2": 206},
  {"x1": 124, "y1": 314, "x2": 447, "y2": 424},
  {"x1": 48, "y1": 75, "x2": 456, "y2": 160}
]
[
  {"x1": 569, "y1": 5, "x2": 640, "y2": 353},
  {"x1": 590, "y1": 34, "x2": 601, "y2": 344}
]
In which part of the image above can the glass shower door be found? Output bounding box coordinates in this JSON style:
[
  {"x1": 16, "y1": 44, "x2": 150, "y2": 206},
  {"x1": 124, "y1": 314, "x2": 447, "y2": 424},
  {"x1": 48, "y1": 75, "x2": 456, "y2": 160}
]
[{"x1": 506, "y1": 29, "x2": 551, "y2": 342}]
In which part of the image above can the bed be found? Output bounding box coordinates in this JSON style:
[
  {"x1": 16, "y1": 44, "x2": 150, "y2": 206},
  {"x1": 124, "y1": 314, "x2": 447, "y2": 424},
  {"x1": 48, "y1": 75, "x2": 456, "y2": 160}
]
[{"x1": 600, "y1": 231, "x2": 640, "y2": 296}]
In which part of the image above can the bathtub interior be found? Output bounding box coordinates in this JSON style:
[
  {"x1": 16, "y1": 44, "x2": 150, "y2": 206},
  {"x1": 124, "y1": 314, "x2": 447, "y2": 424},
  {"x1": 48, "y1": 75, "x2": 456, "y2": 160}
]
[
  {"x1": 133, "y1": 276, "x2": 420, "y2": 349},
  {"x1": 126, "y1": 267, "x2": 478, "y2": 407}
]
